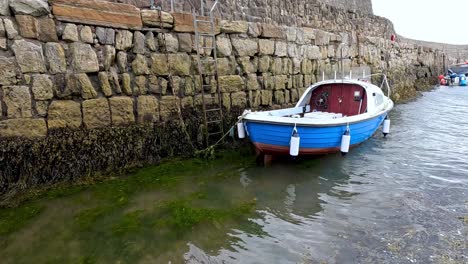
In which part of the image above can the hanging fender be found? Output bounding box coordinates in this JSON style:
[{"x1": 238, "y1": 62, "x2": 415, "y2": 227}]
[
  {"x1": 383, "y1": 116, "x2": 391, "y2": 137},
  {"x1": 340, "y1": 126, "x2": 351, "y2": 156},
  {"x1": 290, "y1": 125, "x2": 300, "y2": 157},
  {"x1": 237, "y1": 122, "x2": 246, "y2": 139}
]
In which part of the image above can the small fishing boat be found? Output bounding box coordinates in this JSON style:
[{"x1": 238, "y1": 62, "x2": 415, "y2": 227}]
[
  {"x1": 237, "y1": 74, "x2": 394, "y2": 158},
  {"x1": 446, "y1": 63, "x2": 468, "y2": 86}
]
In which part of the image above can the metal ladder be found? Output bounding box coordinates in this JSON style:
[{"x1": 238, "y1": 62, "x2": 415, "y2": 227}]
[{"x1": 192, "y1": 0, "x2": 224, "y2": 145}]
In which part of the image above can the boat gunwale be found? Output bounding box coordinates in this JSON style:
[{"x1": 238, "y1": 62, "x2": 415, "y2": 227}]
[{"x1": 243, "y1": 102, "x2": 393, "y2": 128}]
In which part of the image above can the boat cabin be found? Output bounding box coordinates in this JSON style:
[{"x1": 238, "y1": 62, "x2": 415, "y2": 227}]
[
  {"x1": 294, "y1": 80, "x2": 387, "y2": 119},
  {"x1": 308, "y1": 83, "x2": 367, "y2": 116},
  {"x1": 244, "y1": 79, "x2": 389, "y2": 122}
]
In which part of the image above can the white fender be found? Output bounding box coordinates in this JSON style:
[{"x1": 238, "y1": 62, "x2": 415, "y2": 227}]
[
  {"x1": 383, "y1": 118, "x2": 391, "y2": 137},
  {"x1": 290, "y1": 130, "x2": 300, "y2": 157},
  {"x1": 237, "y1": 122, "x2": 246, "y2": 139},
  {"x1": 340, "y1": 130, "x2": 351, "y2": 155}
]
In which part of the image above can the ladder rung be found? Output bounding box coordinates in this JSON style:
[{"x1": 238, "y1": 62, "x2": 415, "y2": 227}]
[
  {"x1": 208, "y1": 131, "x2": 223, "y2": 136},
  {"x1": 195, "y1": 20, "x2": 212, "y2": 24},
  {"x1": 194, "y1": 91, "x2": 216, "y2": 96},
  {"x1": 198, "y1": 46, "x2": 214, "y2": 49},
  {"x1": 195, "y1": 15, "x2": 211, "y2": 18},
  {"x1": 198, "y1": 33, "x2": 215, "y2": 37},
  {"x1": 206, "y1": 108, "x2": 221, "y2": 112},
  {"x1": 207, "y1": 120, "x2": 222, "y2": 124},
  {"x1": 200, "y1": 59, "x2": 216, "y2": 63}
]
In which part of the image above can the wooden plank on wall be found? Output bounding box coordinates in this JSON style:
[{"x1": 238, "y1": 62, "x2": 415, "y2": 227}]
[
  {"x1": 50, "y1": 0, "x2": 143, "y2": 30},
  {"x1": 172, "y1": 12, "x2": 220, "y2": 34}
]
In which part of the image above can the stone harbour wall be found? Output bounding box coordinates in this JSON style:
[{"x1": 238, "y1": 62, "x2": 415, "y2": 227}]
[
  {"x1": 0, "y1": 0, "x2": 464, "y2": 195},
  {"x1": 319, "y1": 0, "x2": 373, "y2": 14},
  {"x1": 106, "y1": 0, "x2": 374, "y2": 15},
  {"x1": 105, "y1": 0, "x2": 389, "y2": 38},
  {"x1": 398, "y1": 35, "x2": 468, "y2": 66},
  {"x1": 216, "y1": 0, "x2": 385, "y2": 36}
]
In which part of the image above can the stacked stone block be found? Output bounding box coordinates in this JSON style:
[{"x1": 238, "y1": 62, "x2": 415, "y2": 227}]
[{"x1": 0, "y1": 0, "x2": 455, "y2": 139}]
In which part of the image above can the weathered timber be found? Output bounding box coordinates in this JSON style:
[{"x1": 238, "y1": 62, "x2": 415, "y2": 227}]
[{"x1": 50, "y1": 0, "x2": 143, "y2": 30}]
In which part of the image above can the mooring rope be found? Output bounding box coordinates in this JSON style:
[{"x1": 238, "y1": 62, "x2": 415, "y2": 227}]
[
  {"x1": 212, "y1": 123, "x2": 236, "y2": 147},
  {"x1": 199, "y1": 110, "x2": 250, "y2": 153}
]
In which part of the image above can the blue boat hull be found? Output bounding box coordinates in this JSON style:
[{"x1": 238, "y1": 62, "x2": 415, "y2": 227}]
[{"x1": 245, "y1": 114, "x2": 387, "y2": 155}]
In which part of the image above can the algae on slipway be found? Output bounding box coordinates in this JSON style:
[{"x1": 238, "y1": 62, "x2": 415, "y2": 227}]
[{"x1": 0, "y1": 148, "x2": 259, "y2": 263}]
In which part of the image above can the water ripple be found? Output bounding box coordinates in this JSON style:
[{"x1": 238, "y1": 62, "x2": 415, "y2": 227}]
[{"x1": 191, "y1": 87, "x2": 468, "y2": 264}]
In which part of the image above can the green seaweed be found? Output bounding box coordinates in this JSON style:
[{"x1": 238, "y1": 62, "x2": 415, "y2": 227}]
[
  {"x1": 0, "y1": 204, "x2": 44, "y2": 235},
  {"x1": 112, "y1": 210, "x2": 144, "y2": 235},
  {"x1": 240, "y1": 220, "x2": 270, "y2": 238},
  {"x1": 0, "y1": 147, "x2": 260, "y2": 263},
  {"x1": 2, "y1": 147, "x2": 254, "y2": 209},
  {"x1": 195, "y1": 145, "x2": 217, "y2": 160},
  {"x1": 74, "y1": 205, "x2": 117, "y2": 231},
  {"x1": 60, "y1": 149, "x2": 255, "y2": 235},
  {"x1": 154, "y1": 199, "x2": 257, "y2": 234},
  {"x1": 67, "y1": 194, "x2": 257, "y2": 262},
  {"x1": 77, "y1": 256, "x2": 97, "y2": 264}
]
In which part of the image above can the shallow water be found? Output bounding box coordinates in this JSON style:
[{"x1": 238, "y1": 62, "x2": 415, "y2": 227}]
[{"x1": 1, "y1": 87, "x2": 467, "y2": 264}]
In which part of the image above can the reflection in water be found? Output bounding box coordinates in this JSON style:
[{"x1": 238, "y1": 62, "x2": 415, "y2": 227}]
[
  {"x1": 1, "y1": 87, "x2": 468, "y2": 264},
  {"x1": 185, "y1": 87, "x2": 468, "y2": 264}
]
